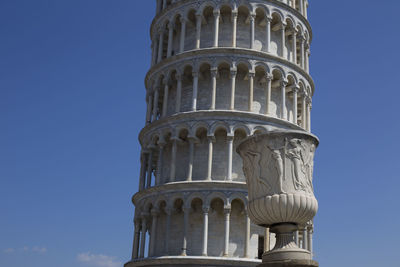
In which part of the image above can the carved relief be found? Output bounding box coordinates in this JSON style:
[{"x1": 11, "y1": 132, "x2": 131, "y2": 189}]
[{"x1": 238, "y1": 131, "x2": 318, "y2": 200}]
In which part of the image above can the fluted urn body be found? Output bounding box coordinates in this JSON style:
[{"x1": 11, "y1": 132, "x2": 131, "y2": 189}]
[{"x1": 237, "y1": 131, "x2": 319, "y2": 264}]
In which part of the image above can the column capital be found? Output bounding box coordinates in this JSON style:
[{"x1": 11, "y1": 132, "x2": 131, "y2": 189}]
[
  {"x1": 141, "y1": 212, "x2": 150, "y2": 219},
  {"x1": 147, "y1": 143, "x2": 157, "y2": 150},
  {"x1": 232, "y1": 10, "x2": 238, "y2": 18},
  {"x1": 250, "y1": 13, "x2": 256, "y2": 20},
  {"x1": 151, "y1": 208, "x2": 160, "y2": 217},
  {"x1": 157, "y1": 27, "x2": 165, "y2": 35},
  {"x1": 280, "y1": 79, "x2": 288, "y2": 87},
  {"x1": 192, "y1": 71, "x2": 199, "y2": 78},
  {"x1": 226, "y1": 134, "x2": 234, "y2": 141},
  {"x1": 230, "y1": 68, "x2": 237, "y2": 78},
  {"x1": 248, "y1": 71, "x2": 256, "y2": 78},
  {"x1": 266, "y1": 15, "x2": 273, "y2": 22},
  {"x1": 202, "y1": 205, "x2": 210, "y2": 214},
  {"x1": 264, "y1": 73, "x2": 273, "y2": 81},
  {"x1": 207, "y1": 135, "x2": 216, "y2": 142},
  {"x1": 167, "y1": 21, "x2": 174, "y2": 30},
  {"x1": 180, "y1": 16, "x2": 187, "y2": 25},
  {"x1": 281, "y1": 22, "x2": 287, "y2": 29},
  {"x1": 210, "y1": 67, "x2": 218, "y2": 77},
  {"x1": 187, "y1": 135, "x2": 200, "y2": 144},
  {"x1": 213, "y1": 9, "x2": 220, "y2": 17},
  {"x1": 223, "y1": 206, "x2": 231, "y2": 215},
  {"x1": 134, "y1": 218, "x2": 141, "y2": 228}
]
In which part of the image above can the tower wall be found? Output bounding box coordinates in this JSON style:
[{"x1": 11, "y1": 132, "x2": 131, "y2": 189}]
[{"x1": 126, "y1": 0, "x2": 314, "y2": 266}]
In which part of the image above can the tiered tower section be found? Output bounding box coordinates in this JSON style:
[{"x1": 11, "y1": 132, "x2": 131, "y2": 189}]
[{"x1": 126, "y1": 0, "x2": 314, "y2": 266}]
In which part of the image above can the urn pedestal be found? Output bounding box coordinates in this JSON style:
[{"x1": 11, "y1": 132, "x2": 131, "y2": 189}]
[{"x1": 237, "y1": 131, "x2": 319, "y2": 267}]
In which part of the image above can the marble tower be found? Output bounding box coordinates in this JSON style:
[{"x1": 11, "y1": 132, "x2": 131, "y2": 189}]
[{"x1": 125, "y1": 0, "x2": 314, "y2": 266}]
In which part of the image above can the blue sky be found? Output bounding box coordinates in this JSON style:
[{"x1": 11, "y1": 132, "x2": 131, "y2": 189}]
[{"x1": 1, "y1": 1, "x2": 399, "y2": 267}]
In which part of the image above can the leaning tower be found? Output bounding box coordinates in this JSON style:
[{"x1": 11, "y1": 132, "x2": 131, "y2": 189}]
[{"x1": 125, "y1": 0, "x2": 314, "y2": 266}]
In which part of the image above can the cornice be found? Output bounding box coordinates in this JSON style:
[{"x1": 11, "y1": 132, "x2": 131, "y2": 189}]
[
  {"x1": 150, "y1": 0, "x2": 312, "y2": 42},
  {"x1": 145, "y1": 47, "x2": 315, "y2": 95}
]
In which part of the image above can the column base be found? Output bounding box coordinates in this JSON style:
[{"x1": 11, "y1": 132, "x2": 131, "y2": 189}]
[{"x1": 257, "y1": 259, "x2": 319, "y2": 267}]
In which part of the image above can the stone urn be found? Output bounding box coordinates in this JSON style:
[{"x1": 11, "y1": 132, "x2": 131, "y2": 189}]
[{"x1": 237, "y1": 131, "x2": 319, "y2": 266}]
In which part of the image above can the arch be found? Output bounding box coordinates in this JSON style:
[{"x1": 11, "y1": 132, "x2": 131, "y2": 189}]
[
  {"x1": 186, "y1": 192, "x2": 206, "y2": 208},
  {"x1": 232, "y1": 123, "x2": 251, "y2": 137},
  {"x1": 198, "y1": 2, "x2": 217, "y2": 14},
  {"x1": 205, "y1": 191, "x2": 228, "y2": 207},
  {"x1": 253, "y1": 4, "x2": 270, "y2": 16},
  {"x1": 270, "y1": 9, "x2": 285, "y2": 23},
  {"x1": 286, "y1": 72, "x2": 299, "y2": 84},
  {"x1": 209, "y1": 121, "x2": 231, "y2": 136},
  {"x1": 168, "y1": 193, "x2": 185, "y2": 208},
  {"x1": 192, "y1": 121, "x2": 210, "y2": 136},
  {"x1": 175, "y1": 123, "x2": 191, "y2": 137},
  {"x1": 271, "y1": 65, "x2": 286, "y2": 78},
  {"x1": 254, "y1": 61, "x2": 271, "y2": 74},
  {"x1": 228, "y1": 193, "x2": 248, "y2": 206},
  {"x1": 252, "y1": 125, "x2": 268, "y2": 135},
  {"x1": 154, "y1": 196, "x2": 168, "y2": 210}
]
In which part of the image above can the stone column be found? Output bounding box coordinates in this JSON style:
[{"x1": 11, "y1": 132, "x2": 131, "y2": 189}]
[
  {"x1": 213, "y1": 10, "x2": 220, "y2": 47},
  {"x1": 292, "y1": 86, "x2": 299, "y2": 125},
  {"x1": 244, "y1": 210, "x2": 251, "y2": 258},
  {"x1": 179, "y1": 18, "x2": 186, "y2": 53},
  {"x1": 248, "y1": 72, "x2": 255, "y2": 112},
  {"x1": 302, "y1": 227, "x2": 308, "y2": 250},
  {"x1": 304, "y1": 0, "x2": 308, "y2": 18},
  {"x1": 186, "y1": 137, "x2": 196, "y2": 182},
  {"x1": 300, "y1": 36, "x2": 305, "y2": 68},
  {"x1": 229, "y1": 68, "x2": 237, "y2": 110},
  {"x1": 175, "y1": 73, "x2": 182, "y2": 113},
  {"x1": 156, "y1": 140, "x2": 166, "y2": 186},
  {"x1": 232, "y1": 11, "x2": 238, "y2": 47},
  {"x1": 226, "y1": 135, "x2": 234, "y2": 182},
  {"x1": 292, "y1": 29, "x2": 297, "y2": 64},
  {"x1": 157, "y1": 29, "x2": 164, "y2": 63},
  {"x1": 280, "y1": 80, "x2": 288, "y2": 120},
  {"x1": 301, "y1": 91, "x2": 307, "y2": 129},
  {"x1": 162, "y1": 0, "x2": 166, "y2": 10},
  {"x1": 169, "y1": 137, "x2": 178, "y2": 182},
  {"x1": 295, "y1": 230, "x2": 300, "y2": 246},
  {"x1": 138, "y1": 150, "x2": 147, "y2": 191},
  {"x1": 167, "y1": 22, "x2": 174, "y2": 58},
  {"x1": 195, "y1": 13, "x2": 202, "y2": 49},
  {"x1": 181, "y1": 206, "x2": 190, "y2": 256},
  {"x1": 162, "y1": 82, "x2": 169, "y2": 117},
  {"x1": 306, "y1": 48, "x2": 310, "y2": 72},
  {"x1": 139, "y1": 214, "x2": 148, "y2": 258},
  {"x1": 250, "y1": 13, "x2": 256, "y2": 49},
  {"x1": 299, "y1": 0, "x2": 305, "y2": 16},
  {"x1": 206, "y1": 135, "x2": 215, "y2": 181},
  {"x1": 264, "y1": 228, "x2": 271, "y2": 252},
  {"x1": 280, "y1": 23, "x2": 286, "y2": 58},
  {"x1": 307, "y1": 98, "x2": 312, "y2": 131},
  {"x1": 145, "y1": 93, "x2": 153, "y2": 124},
  {"x1": 265, "y1": 16, "x2": 272, "y2": 53},
  {"x1": 202, "y1": 205, "x2": 209, "y2": 256},
  {"x1": 152, "y1": 88, "x2": 159, "y2": 121},
  {"x1": 164, "y1": 207, "x2": 172, "y2": 255},
  {"x1": 146, "y1": 147, "x2": 154, "y2": 188},
  {"x1": 149, "y1": 208, "x2": 159, "y2": 256},
  {"x1": 192, "y1": 71, "x2": 198, "y2": 111},
  {"x1": 223, "y1": 206, "x2": 231, "y2": 257},
  {"x1": 307, "y1": 226, "x2": 313, "y2": 253},
  {"x1": 151, "y1": 38, "x2": 157, "y2": 66},
  {"x1": 210, "y1": 67, "x2": 217, "y2": 110},
  {"x1": 156, "y1": 0, "x2": 162, "y2": 15},
  {"x1": 265, "y1": 73, "x2": 273, "y2": 115},
  {"x1": 132, "y1": 219, "x2": 140, "y2": 259}
]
